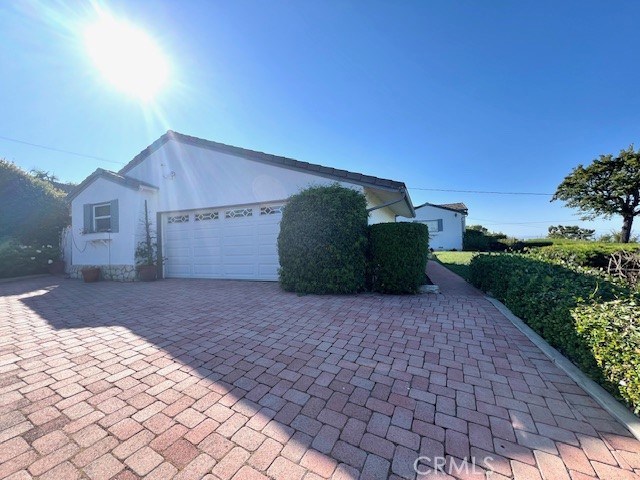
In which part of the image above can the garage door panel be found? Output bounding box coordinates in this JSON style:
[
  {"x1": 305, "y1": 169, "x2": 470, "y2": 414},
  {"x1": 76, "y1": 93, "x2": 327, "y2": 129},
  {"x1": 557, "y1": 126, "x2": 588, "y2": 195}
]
[
  {"x1": 193, "y1": 228, "x2": 221, "y2": 239},
  {"x1": 193, "y1": 245, "x2": 222, "y2": 256},
  {"x1": 193, "y1": 264, "x2": 223, "y2": 275},
  {"x1": 222, "y1": 265, "x2": 256, "y2": 276},
  {"x1": 258, "y1": 245, "x2": 278, "y2": 256}
]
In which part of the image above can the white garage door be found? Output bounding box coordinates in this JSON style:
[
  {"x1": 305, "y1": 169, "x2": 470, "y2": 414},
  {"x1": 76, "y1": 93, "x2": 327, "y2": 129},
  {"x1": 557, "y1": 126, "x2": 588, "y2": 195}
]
[{"x1": 162, "y1": 204, "x2": 284, "y2": 280}]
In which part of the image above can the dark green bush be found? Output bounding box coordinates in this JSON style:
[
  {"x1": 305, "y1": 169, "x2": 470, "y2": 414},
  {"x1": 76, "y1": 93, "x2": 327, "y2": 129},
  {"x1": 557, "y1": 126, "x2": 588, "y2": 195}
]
[
  {"x1": 368, "y1": 223, "x2": 429, "y2": 294},
  {"x1": 277, "y1": 184, "x2": 368, "y2": 294},
  {"x1": 463, "y1": 229, "x2": 491, "y2": 251},
  {"x1": 0, "y1": 239, "x2": 60, "y2": 278},
  {"x1": 469, "y1": 254, "x2": 639, "y2": 412},
  {"x1": 463, "y1": 229, "x2": 509, "y2": 251},
  {"x1": 573, "y1": 298, "x2": 640, "y2": 414}
]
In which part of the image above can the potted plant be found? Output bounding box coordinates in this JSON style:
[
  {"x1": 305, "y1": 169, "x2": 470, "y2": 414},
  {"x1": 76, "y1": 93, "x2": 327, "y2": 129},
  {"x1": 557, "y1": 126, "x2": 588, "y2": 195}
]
[
  {"x1": 81, "y1": 266, "x2": 100, "y2": 282},
  {"x1": 135, "y1": 200, "x2": 158, "y2": 281}
]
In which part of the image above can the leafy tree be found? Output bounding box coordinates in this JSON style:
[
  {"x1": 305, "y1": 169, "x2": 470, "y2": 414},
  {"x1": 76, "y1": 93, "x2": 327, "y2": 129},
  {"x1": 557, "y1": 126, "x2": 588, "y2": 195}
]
[
  {"x1": 30, "y1": 168, "x2": 59, "y2": 183},
  {"x1": 552, "y1": 146, "x2": 640, "y2": 243},
  {"x1": 0, "y1": 159, "x2": 68, "y2": 245},
  {"x1": 548, "y1": 225, "x2": 595, "y2": 240}
]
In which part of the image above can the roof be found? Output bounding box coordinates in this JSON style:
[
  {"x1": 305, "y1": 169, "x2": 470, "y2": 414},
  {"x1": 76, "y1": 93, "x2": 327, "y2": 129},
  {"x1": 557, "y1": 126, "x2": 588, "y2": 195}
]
[
  {"x1": 415, "y1": 202, "x2": 468, "y2": 214},
  {"x1": 119, "y1": 130, "x2": 408, "y2": 192},
  {"x1": 437, "y1": 202, "x2": 468, "y2": 213},
  {"x1": 66, "y1": 168, "x2": 158, "y2": 202}
]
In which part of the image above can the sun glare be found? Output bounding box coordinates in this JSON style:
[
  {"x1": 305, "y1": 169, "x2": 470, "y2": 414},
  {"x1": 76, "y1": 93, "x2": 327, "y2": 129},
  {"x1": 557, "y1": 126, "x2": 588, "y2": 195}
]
[{"x1": 84, "y1": 15, "x2": 169, "y2": 101}]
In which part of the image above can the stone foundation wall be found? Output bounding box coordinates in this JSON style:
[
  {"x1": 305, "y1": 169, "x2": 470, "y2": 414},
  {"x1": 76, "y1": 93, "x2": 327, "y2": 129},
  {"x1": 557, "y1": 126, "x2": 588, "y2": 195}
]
[{"x1": 69, "y1": 265, "x2": 137, "y2": 282}]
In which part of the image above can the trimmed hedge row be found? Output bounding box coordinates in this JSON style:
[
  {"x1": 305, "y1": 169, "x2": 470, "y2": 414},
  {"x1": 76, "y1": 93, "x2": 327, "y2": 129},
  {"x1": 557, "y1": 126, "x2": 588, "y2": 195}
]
[
  {"x1": 469, "y1": 254, "x2": 639, "y2": 413},
  {"x1": 369, "y1": 223, "x2": 429, "y2": 294},
  {"x1": 573, "y1": 299, "x2": 640, "y2": 414},
  {"x1": 277, "y1": 184, "x2": 429, "y2": 295},
  {"x1": 528, "y1": 243, "x2": 640, "y2": 268}
]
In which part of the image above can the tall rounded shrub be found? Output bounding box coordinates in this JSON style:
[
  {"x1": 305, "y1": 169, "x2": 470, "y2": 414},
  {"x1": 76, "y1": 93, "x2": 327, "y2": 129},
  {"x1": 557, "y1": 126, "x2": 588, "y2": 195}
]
[
  {"x1": 369, "y1": 223, "x2": 429, "y2": 294},
  {"x1": 277, "y1": 184, "x2": 368, "y2": 294}
]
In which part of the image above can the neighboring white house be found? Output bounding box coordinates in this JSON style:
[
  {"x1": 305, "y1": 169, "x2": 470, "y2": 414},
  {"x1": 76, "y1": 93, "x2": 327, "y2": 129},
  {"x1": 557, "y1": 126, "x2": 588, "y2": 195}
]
[
  {"x1": 399, "y1": 202, "x2": 468, "y2": 250},
  {"x1": 66, "y1": 131, "x2": 415, "y2": 281}
]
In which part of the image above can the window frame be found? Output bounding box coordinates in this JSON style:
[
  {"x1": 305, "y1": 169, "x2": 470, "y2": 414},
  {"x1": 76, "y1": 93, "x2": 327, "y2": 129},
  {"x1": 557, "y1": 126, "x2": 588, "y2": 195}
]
[
  {"x1": 414, "y1": 219, "x2": 443, "y2": 233},
  {"x1": 93, "y1": 202, "x2": 112, "y2": 232}
]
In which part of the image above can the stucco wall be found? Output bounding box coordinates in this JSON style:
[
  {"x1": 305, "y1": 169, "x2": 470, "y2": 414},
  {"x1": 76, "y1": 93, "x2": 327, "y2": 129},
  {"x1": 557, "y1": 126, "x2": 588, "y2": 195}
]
[
  {"x1": 126, "y1": 142, "x2": 340, "y2": 212},
  {"x1": 398, "y1": 204, "x2": 465, "y2": 250},
  {"x1": 365, "y1": 190, "x2": 397, "y2": 224}
]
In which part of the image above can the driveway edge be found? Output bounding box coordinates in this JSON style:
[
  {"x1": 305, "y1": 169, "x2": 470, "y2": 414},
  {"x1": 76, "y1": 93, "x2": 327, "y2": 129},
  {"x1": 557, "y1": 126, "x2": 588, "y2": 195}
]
[{"x1": 485, "y1": 295, "x2": 640, "y2": 441}]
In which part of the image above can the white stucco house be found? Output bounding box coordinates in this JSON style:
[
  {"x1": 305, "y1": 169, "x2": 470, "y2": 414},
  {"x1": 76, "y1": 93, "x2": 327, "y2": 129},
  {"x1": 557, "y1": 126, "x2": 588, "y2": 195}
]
[
  {"x1": 399, "y1": 202, "x2": 468, "y2": 250},
  {"x1": 66, "y1": 131, "x2": 415, "y2": 281}
]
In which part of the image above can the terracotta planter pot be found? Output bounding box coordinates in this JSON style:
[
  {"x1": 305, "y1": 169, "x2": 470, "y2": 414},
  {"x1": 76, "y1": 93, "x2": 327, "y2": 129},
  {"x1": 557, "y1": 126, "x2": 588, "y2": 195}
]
[
  {"x1": 81, "y1": 267, "x2": 100, "y2": 283},
  {"x1": 48, "y1": 260, "x2": 65, "y2": 275},
  {"x1": 137, "y1": 265, "x2": 157, "y2": 282}
]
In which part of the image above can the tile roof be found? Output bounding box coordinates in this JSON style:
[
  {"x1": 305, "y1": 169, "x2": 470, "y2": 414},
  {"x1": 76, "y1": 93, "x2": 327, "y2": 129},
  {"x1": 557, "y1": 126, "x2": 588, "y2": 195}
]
[
  {"x1": 437, "y1": 202, "x2": 468, "y2": 212},
  {"x1": 415, "y1": 201, "x2": 468, "y2": 214}
]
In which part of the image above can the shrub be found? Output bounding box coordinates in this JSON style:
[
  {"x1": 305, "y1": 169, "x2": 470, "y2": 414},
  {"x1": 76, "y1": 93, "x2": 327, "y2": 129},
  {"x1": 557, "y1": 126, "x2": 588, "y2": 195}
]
[
  {"x1": 508, "y1": 240, "x2": 554, "y2": 252},
  {"x1": 531, "y1": 242, "x2": 640, "y2": 269},
  {"x1": 469, "y1": 253, "x2": 639, "y2": 411},
  {"x1": 463, "y1": 229, "x2": 491, "y2": 251},
  {"x1": 277, "y1": 184, "x2": 368, "y2": 294},
  {"x1": 0, "y1": 160, "x2": 68, "y2": 246},
  {"x1": 0, "y1": 239, "x2": 60, "y2": 278},
  {"x1": 368, "y1": 223, "x2": 429, "y2": 294},
  {"x1": 463, "y1": 229, "x2": 509, "y2": 251},
  {"x1": 573, "y1": 298, "x2": 640, "y2": 414}
]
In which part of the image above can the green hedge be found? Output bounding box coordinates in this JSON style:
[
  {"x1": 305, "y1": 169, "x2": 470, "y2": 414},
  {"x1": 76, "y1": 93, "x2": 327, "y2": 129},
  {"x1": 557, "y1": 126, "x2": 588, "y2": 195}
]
[
  {"x1": 277, "y1": 184, "x2": 368, "y2": 294},
  {"x1": 369, "y1": 223, "x2": 429, "y2": 294},
  {"x1": 573, "y1": 299, "x2": 640, "y2": 414},
  {"x1": 469, "y1": 254, "x2": 639, "y2": 412},
  {"x1": 0, "y1": 160, "x2": 68, "y2": 246},
  {"x1": 508, "y1": 240, "x2": 554, "y2": 251},
  {"x1": 529, "y1": 242, "x2": 640, "y2": 268},
  {"x1": 463, "y1": 230, "x2": 508, "y2": 252}
]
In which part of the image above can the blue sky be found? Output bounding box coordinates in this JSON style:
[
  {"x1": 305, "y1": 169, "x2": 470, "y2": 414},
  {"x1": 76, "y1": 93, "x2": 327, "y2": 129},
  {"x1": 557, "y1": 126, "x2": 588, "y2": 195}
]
[{"x1": 1, "y1": 0, "x2": 639, "y2": 238}]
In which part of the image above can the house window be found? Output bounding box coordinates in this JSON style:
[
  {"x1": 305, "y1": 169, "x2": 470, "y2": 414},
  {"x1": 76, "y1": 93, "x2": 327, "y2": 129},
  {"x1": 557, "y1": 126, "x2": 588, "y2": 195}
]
[
  {"x1": 168, "y1": 214, "x2": 189, "y2": 223},
  {"x1": 225, "y1": 208, "x2": 252, "y2": 218},
  {"x1": 84, "y1": 200, "x2": 119, "y2": 233},
  {"x1": 195, "y1": 211, "x2": 219, "y2": 221},
  {"x1": 415, "y1": 219, "x2": 443, "y2": 232},
  {"x1": 260, "y1": 205, "x2": 284, "y2": 215},
  {"x1": 93, "y1": 203, "x2": 112, "y2": 232}
]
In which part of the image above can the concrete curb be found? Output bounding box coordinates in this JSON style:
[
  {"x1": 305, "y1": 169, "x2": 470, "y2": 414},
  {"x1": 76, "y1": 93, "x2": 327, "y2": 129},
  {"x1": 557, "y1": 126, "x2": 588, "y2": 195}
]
[
  {"x1": 0, "y1": 274, "x2": 52, "y2": 284},
  {"x1": 485, "y1": 296, "x2": 640, "y2": 442}
]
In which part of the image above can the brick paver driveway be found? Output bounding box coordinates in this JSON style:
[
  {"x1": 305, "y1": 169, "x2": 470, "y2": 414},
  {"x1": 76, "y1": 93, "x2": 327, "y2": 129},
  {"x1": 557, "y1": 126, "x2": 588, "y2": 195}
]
[{"x1": 1, "y1": 263, "x2": 639, "y2": 480}]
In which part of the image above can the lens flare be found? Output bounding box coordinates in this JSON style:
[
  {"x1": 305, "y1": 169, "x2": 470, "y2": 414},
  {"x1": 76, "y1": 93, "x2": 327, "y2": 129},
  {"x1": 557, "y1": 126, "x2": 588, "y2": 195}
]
[{"x1": 84, "y1": 14, "x2": 169, "y2": 101}]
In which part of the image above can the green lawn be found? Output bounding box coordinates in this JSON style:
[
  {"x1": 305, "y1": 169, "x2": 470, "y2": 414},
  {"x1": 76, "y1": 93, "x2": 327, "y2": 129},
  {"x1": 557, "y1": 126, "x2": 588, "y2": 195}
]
[{"x1": 432, "y1": 251, "x2": 477, "y2": 281}]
